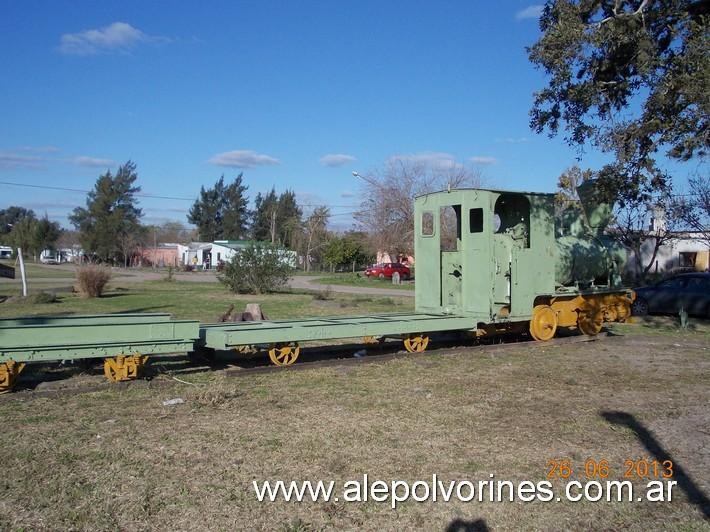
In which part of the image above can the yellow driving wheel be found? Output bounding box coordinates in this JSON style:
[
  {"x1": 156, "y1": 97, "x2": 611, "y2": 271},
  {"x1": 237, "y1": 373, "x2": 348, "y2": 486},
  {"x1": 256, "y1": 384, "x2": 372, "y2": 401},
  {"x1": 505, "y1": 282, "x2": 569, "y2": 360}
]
[
  {"x1": 234, "y1": 345, "x2": 259, "y2": 355},
  {"x1": 268, "y1": 343, "x2": 300, "y2": 366},
  {"x1": 403, "y1": 334, "x2": 429, "y2": 353},
  {"x1": 529, "y1": 305, "x2": 558, "y2": 341},
  {"x1": 103, "y1": 354, "x2": 148, "y2": 382},
  {"x1": 578, "y1": 310, "x2": 603, "y2": 336},
  {"x1": 362, "y1": 335, "x2": 380, "y2": 344}
]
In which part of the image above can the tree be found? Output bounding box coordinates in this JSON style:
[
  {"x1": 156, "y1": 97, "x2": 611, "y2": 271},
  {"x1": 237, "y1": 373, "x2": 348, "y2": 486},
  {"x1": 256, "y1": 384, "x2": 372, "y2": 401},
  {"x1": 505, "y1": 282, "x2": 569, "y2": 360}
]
[
  {"x1": 354, "y1": 159, "x2": 480, "y2": 257},
  {"x1": 675, "y1": 174, "x2": 710, "y2": 245},
  {"x1": 276, "y1": 190, "x2": 302, "y2": 248},
  {"x1": 0, "y1": 206, "x2": 35, "y2": 239},
  {"x1": 31, "y1": 215, "x2": 62, "y2": 257},
  {"x1": 529, "y1": 0, "x2": 709, "y2": 203},
  {"x1": 251, "y1": 188, "x2": 279, "y2": 242},
  {"x1": 299, "y1": 206, "x2": 330, "y2": 272},
  {"x1": 250, "y1": 188, "x2": 302, "y2": 247},
  {"x1": 222, "y1": 174, "x2": 250, "y2": 240},
  {"x1": 610, "y1": 194, "x2": 681, "y2": 281},
  {"x1": 188, "y1": 174, "x2": 249, "y2": 242},
  {"x1": 218, "y1": 242, "x2": 293, "y2": 294},
  {"x1": 6, "y1": 216, "x2": 37, "y2": 256},
  {"x1": 69, "y1": 161, "x2": 144, "y2": 263},
  {"x1": 322, "y1": 232, "x2": 372, "y2": 272}
]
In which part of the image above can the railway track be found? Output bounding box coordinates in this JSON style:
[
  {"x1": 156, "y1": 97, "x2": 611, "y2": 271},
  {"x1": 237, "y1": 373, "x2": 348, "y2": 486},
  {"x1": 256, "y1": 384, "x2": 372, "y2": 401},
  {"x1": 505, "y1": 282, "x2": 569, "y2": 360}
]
[{"x1": 2, "y1": 331, "x2": 615, "y2": 399}]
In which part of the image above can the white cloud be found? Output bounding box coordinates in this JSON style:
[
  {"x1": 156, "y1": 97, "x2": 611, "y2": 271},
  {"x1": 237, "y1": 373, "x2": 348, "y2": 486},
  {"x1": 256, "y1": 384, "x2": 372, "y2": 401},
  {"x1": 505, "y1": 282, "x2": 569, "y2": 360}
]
[
  {"x1": 387, "y1": 151, "x2": 461, "y2": 171},
  {"x1": 495, "y1": 137, "x2": 530, "y2": 144},
  {"x1": 516, "y1": 5, "x2": 544, "y2": 20},
  {"x1": 209, "y1": 150, "x2": 280, "y2": 168},
  {"x1": 72, "y1": 156, "x2": 115, "y2": 168},
  {"x1": 58, "y1": 22, "x2": 168, "y2": 55},
  {"x1": 470, "y1": 156, "x2": 497, "y2": 165},
  {"x1": 340, "y1": 190, "x2": 356, "y2": 199},
  {"x1": 320, "y1": 153, "x2": 356, "y2": 167},
  {"x1": 0, "y1": 150, "x2": 46, "y2": 169}
]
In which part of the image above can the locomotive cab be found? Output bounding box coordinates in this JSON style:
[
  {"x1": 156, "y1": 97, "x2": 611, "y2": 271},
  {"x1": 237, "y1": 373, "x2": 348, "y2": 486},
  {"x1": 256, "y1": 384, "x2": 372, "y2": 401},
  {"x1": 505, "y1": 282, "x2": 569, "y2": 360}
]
[{"x1": 414, "y1": 188, "x2": 556, "y2": 323}]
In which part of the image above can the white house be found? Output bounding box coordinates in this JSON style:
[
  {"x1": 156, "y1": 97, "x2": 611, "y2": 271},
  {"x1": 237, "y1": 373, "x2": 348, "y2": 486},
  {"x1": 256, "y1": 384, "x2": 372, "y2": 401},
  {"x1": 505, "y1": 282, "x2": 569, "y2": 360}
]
[
  {"x1": 625, "y1": 232, "x2": 710, "y2": 276},
  {"x1": 178, "y1": 240, "x2": 297, "y2": 269}
]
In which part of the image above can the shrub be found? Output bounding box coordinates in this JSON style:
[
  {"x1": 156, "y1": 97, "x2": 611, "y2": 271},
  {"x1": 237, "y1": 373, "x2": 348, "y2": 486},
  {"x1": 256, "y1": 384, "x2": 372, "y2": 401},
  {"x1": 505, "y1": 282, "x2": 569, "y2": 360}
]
[
  {"x1": 76, "y1": 265, "x2": 112, "y2": 298},
  {"x1": 29, "y1": 291, "x2": 58, "y2": 304},
  {"x1": 218, "y1": 243, "x2": 294, "y2": 294},
  {"x1": 312, "y1": 286, "x2": 334, "y2": 301}
]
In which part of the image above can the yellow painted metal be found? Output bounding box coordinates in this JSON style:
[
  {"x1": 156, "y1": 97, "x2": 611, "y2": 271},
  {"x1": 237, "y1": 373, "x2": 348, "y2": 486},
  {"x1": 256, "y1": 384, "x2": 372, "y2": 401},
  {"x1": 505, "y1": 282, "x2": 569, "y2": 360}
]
[
  {"x1": 0, "y1": 360, "x2": 26, "y2": 394},
  {"x1": 403, "y1": 334, "x2": 430, "y2": 353},
  {"x1": 549, "y1": 292, "x2": 633, "y2": 333},
  {"x1": 577, "y1": 310, "x2": 604, "y2": 336},
  {"x1": 529, "y1": 305, "x2": 558, "y2": 341},
  {"x1": 103, "y1": 354, "x2": 149, "y2": 382},
  {"x1": 233, "y1": 345, "x2": 259, "y2": 355},
  {"x1": 362, "y1": 336, "x2": 380, "y2": 344},
  {"x1": 268, "y1": 343, "x2": 300, "y2": 366}
]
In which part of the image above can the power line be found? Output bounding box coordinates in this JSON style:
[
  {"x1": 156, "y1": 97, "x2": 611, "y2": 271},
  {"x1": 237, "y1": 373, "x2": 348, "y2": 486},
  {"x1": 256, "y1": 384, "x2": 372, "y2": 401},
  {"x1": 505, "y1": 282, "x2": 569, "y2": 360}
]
[
  {"x1": 0, "y1": 180, "x2": 360, "y2": 208},
  {"x1": 0, "y1": 180, "x2": 194, "y2": 201}
]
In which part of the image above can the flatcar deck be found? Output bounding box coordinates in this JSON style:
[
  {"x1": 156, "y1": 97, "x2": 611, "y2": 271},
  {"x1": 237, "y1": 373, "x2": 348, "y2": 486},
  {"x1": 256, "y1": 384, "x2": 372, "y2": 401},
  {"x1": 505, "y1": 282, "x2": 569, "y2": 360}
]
[{"x1": 200, "y1": 312, "x2": 474, "y2": 349}]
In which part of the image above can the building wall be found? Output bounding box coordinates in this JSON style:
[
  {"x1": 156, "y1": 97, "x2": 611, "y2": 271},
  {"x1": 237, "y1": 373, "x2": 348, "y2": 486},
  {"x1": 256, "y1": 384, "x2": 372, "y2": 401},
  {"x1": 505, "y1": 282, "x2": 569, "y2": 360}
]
[
  {"x1": 625, "y1": 235, "x2": 710, "y2": 276},
  {"x1": 141, "y1": 247, "x2": 180, "y2": 267}
]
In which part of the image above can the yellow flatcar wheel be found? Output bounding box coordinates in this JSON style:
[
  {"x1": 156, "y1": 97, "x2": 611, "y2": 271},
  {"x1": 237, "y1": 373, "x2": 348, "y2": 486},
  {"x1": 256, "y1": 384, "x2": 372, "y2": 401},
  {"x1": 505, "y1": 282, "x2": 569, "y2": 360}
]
[
  {"x1": 0, "y1": 360, "x2": 26, "y2": 394},
  {"x1": 578, "y1": 311, "x2": 603, "y2": 336},
  {"x1": 268, "y1": 343, "x2": 300, "y2": 366},
  {"x1": 529, "y1": 305, "x2": 558, "y2": 341},
  {"x1": 362, "y1": 336, "x2": 380, "y2": 344},
  {"x1": 234, "y1": 345, "x2": 259, "y2": 355},
  {"x1": 403, "y1": 334, "x2": 429, "y2": 353}
]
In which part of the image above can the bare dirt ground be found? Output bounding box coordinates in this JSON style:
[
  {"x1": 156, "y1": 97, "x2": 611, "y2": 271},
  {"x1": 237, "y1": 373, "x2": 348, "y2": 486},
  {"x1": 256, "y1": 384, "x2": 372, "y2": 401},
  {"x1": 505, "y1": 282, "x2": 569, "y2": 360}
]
[{"x1": 0, "y1": 325, "x2": 708, "y2": 531}]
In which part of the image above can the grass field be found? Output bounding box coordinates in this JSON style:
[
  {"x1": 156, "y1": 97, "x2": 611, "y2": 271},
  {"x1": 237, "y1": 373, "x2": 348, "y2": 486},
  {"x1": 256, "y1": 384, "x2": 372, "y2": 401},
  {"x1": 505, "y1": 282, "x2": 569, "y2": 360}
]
[
  {"x1": 0, "y1": 279, "x2": 413, "y2": 322},
  {"x1": 0, "y1": 259, "x2": 77, "y2": 279},
  {"x1": 313, "y1": 272, "x2": 415, "y2": 291}
]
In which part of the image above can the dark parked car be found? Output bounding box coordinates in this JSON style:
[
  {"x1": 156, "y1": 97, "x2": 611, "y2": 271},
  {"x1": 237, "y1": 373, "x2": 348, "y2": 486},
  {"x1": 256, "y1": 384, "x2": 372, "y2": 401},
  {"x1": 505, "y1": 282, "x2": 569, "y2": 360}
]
[
  {"x1": 364, "y1": 262, "x2": 411, "y2": 280},
  {"x1": 632, "y1": 272, "x2": 710, "y2": 317}
]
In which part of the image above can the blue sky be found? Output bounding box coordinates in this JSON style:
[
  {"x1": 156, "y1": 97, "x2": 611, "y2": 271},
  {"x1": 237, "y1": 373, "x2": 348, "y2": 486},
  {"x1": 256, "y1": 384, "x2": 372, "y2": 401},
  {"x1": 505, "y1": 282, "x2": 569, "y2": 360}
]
[{"x1": 0, "y1": 1, "x2": 636, "y2": 230}]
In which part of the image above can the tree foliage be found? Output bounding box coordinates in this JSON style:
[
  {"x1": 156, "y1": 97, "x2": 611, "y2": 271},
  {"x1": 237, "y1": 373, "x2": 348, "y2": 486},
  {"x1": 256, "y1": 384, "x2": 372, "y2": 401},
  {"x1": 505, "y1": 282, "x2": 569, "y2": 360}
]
[
  {"x1": 675, "y1": 173, "x2": 710, "y2": 245},
  {"x1": 218, "y1": 242, "x2": 293, "y2": 294},
  {"x1": 32, "y1": 215, "x2": 62, "y2": 256},
  {"x1": 322, "y1": 232, "x2": 371, "y2": 272},
  {"x1": 529, "y1": 0, "x2": 709, "y2": 202},
  {"x1": 69, "y1": 161, "x2": 143, "y2": 263},
  {"x1": 299, "y1": 206, "x2": 330, "y2": 272},
  {"x1": 188, "y1": 174, "x2": 249, "y2": 241},
  {"x1": 251, "y1": 188, "x2": 302, "y2": 247},
  {"x1": 354, "y1": 159, "x2": 480, "y2": 256},
  {"x1": 0, "y1": 206, "x2": 34, "y2": 238}
]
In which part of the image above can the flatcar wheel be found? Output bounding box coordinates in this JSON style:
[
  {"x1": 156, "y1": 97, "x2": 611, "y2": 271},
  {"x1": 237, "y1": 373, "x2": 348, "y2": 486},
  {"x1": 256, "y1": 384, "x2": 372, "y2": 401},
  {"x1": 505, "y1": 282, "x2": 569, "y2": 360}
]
[
  {"x1": 578, "y1": 311, "x2": 603, "y2": 336},
  {"x1": 0, "y1": 360, "x2": 26, "y2": 394},
  {"x1": 362, "y1": 336, "x2": 380, "y2": 344},
  {"x1": 233, "y1": 345, "x2": 259, "y2": 355},
  {"x1": 403, "y1": 334, "x2": 429, "y2": 353},
  {"x1": 268, "y1": 343, "x2": 300, "y2": 366},
  {"x1": 529, "y1": 305, "x2": 558, "y2": 342}
]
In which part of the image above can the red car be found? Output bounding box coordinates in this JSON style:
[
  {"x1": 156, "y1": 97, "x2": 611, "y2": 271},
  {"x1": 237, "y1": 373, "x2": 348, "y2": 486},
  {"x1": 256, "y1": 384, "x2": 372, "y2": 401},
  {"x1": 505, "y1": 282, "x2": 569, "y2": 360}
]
[{"x1": 364, "y1": 262, "x2": 411, "y2": 280}]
